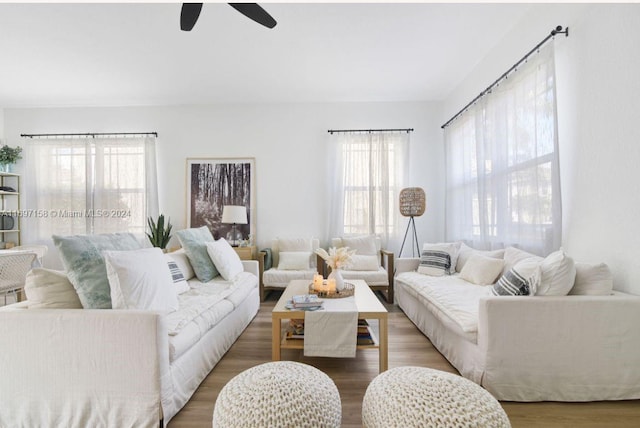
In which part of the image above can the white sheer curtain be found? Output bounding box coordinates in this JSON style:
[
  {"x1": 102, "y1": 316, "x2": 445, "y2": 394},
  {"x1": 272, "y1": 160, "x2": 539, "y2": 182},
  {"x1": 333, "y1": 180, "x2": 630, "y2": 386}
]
[
  {"x1": 445, "y1": 44, "x2": 561, "y2": 256},
  {"x1": 327, "y1": 131, "x2": 409, "y2": 248},
  {"x1": 23, "y1": 136, "x2": 159, "y2": 246}
]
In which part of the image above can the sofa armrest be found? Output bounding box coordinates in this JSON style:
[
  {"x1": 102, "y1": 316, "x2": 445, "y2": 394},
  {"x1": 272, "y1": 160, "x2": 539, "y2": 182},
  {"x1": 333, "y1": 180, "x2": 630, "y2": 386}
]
[
  {"x1": 478, "y1": 293, "x2": 640, "y2": 401},
  {"x1": 395, "y1": 257, "x2": 420, "y2": 275},
  {"x1": 0, "y1": 309, "x2": 169, "y2": 427},
  {"x1": 241, "y1": 259, "x2": 260, "y2": 278}
]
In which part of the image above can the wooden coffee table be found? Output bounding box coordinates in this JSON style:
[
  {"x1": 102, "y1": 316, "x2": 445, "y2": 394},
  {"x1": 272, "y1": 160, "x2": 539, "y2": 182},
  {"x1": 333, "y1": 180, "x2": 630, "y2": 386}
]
[{"x1": 272, "y1": 279, "x2": 388, "y2": 372}]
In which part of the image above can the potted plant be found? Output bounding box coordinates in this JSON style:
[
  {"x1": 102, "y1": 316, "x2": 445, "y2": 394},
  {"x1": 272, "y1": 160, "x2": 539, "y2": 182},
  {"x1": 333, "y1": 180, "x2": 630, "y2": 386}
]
[
  {"x1": 0, "y1": 145, "x2": 23, "y2": 172},
  {"x1": 146, "y1": 214, "x2": 173, "y2": 250}
]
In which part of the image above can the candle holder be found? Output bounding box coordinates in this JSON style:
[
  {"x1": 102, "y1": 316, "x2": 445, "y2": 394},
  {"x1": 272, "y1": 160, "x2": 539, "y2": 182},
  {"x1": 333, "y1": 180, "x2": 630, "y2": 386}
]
[{"x1": 309, "y1": 281, "x2": 355, "y2": 298}]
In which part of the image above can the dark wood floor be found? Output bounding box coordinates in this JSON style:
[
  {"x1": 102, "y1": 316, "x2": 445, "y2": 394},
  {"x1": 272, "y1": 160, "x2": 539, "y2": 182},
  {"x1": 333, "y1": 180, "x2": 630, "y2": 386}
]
[{"x1": 168, "y1": 291, "x2": 640, "y2": 427}]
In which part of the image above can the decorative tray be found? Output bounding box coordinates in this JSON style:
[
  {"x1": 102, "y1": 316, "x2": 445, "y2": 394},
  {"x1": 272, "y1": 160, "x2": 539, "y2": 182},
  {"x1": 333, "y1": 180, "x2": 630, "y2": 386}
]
[{"x1": 308, "y1": 282, "x2": 355, "y2": 298}]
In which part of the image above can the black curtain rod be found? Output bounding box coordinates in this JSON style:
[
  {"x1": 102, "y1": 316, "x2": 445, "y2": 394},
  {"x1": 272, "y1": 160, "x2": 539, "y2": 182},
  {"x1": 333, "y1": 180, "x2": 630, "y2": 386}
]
[
  {"x1": 441, "y1": 25, "x2": 569, "y2": 130},
  {"x1": 20, "y1": 132, "x2": 158, "y2": 138},
  {"x1": 328, "y1": 128, "x2": 414, "y2": 134}
]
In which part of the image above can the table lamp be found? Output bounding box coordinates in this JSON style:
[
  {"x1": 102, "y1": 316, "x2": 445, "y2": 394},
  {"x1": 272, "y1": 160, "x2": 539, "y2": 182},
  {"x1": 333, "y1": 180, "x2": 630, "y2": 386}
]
[{"x1": 221, "y1": 205, "x2": 248, "y2": 246}]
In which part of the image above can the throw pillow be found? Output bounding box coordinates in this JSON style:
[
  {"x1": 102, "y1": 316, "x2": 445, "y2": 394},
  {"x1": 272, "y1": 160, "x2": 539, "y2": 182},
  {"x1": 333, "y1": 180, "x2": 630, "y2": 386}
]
[
  {"x1": 344, "y1": 254, "x2": 380, "y2": 271},
  {"x1": 53, "y1": 232, "x2": 142, "y2": 309},
  {"x1": 456, "y1": 242, "x2": 505, "y2": 273},
  {"x1": 341, "y1": 235, "x2": 378, "y2": 256},
  {"x1": 277, "y1": 238, "x2": 312, "y2": 253},
  {"x1": 206, "y1": 238, "x2": 244, "y2": 281},
  {"x1": 166, "y1": 249, "x2": 195, "y2": 281},
  {"x1": 569, "y1": 262, "x2": 614, "y2": 296},
  {"x1": 537, "y1": 249, "x2": 576, "y2": 296},
  {"x1": 492, "y1": 258, "x2": 541, "y2": 296},
  {"x1": 277, "y1": 251, "x2": 312, "y2": 270},
  {"x1": 502, "y1": 246, "x2": 542, "y2": 276},
  {"x1": 176, "y1": 226, "x2": 219, "y2": 282},
  {"x1": 24, "y1": 268, "x2": 83, "y2": 309},
  {"x1": 460, "y1": 254, "x2": 505, "y2": 285},
  {"x1": 417, "y1": 242, "x2": 460, "y2": 276},
  {"x1": 105, "y1": 247, "x2": 179, "y2": 312},
  {"x1": 167, "y1": 259, "x2": 190, "y2": 294}
]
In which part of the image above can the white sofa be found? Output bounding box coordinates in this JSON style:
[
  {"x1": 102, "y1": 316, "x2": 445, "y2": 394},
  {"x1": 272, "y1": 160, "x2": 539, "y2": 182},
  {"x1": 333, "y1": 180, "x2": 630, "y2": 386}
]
[
  {"x1": 0, "y1": 252, "x2": 260, "y2": 427},
  {"x1": 395, "y1": 247, "x2": 640, "y2": 402}
]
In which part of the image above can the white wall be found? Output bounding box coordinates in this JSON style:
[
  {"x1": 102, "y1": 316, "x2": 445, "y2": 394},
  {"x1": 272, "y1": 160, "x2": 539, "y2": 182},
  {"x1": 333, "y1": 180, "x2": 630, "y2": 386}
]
[
  {"x1": 442, "y1": 4, "x2": 640, "y2": 294},
  {"x1": 4, "y1": 101, "x2": 443, "y2": 268}
]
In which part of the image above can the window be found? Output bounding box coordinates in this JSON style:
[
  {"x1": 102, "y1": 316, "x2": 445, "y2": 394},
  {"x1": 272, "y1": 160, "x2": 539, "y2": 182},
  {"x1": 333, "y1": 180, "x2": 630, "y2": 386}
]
[
  {"x1": 24, "y1": 136, "x2": 158, "y2": 242},
  {"x1": 445, "y1": 44, "x2": 561, "y2": 255},
  {"x1": 328, "y1": 131, "x2": 409, "y2": 245}
]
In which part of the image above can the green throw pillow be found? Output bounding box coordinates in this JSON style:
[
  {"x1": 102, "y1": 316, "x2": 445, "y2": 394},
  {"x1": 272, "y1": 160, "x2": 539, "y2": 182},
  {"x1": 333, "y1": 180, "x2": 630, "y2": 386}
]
[
  {"x1": 52, "y1": 233, "x2": 143, "y2": 309},
  {"x1": 176, "y1": 226, "x2": 219, "y2": 282}
]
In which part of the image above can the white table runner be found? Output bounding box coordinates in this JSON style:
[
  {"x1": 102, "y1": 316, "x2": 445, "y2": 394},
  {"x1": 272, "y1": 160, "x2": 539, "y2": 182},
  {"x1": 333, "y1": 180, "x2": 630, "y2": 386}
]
[{"x1": 303, "y1": 296, "x2": 358, "y2": 358}]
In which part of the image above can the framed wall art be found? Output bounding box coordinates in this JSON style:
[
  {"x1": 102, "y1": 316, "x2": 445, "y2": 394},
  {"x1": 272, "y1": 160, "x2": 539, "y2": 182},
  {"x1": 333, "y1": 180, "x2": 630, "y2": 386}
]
[{"x1": 186, "y1": 157, "x2": 255, "y2": 245}]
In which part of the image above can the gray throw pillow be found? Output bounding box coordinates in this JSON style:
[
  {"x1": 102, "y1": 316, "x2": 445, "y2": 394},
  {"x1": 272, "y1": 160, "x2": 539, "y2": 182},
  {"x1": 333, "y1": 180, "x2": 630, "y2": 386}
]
[
  {"x1": 52, "y1": 233, "x2": 142, "y2": 308},
  {"x1": 176, "y1": 226, "x2": 219, "y2": 282}
]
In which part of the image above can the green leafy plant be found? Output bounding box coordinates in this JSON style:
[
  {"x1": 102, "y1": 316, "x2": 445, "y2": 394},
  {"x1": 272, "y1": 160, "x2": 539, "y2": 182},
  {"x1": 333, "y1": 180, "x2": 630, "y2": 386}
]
[
  {"x1": 146, "y1": 214, "x2": 173, "y2": 249},
  {"x1": 0, "y1": 145, "x2": 22, "y2": 165}
]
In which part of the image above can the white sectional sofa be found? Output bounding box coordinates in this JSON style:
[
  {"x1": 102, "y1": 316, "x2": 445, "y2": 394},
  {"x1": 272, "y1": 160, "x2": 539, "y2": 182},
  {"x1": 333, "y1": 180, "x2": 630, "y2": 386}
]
[
  {"x1": 0, "y1": 238, "x2": 260, "y2": 427},
  {"x1": 395, "y1": 245, "x2": 640, "y2": 402}
]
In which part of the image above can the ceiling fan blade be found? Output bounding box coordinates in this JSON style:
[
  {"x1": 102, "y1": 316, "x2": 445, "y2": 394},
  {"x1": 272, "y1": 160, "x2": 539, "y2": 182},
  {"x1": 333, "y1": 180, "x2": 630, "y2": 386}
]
[
  {"x1": 228, "y1": 3, "x2": 277, "y2": 29},
  {"x1": 180, "y1": 3, "x2": 203, "y2": 31}
]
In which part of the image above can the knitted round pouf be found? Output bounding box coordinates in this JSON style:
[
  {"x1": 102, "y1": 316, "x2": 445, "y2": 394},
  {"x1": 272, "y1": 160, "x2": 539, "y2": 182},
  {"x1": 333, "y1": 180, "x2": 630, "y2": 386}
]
[
  {"x1": 362, "y1": 367, "x2": 510, "y2": 428},
  {"x1": 212, "y1": 361, "x2": 341, "y2": 428}
]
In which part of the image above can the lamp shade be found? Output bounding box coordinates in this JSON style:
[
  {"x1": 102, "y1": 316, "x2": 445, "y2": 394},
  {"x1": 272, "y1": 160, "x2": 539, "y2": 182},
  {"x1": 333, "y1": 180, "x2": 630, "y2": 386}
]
[
  {"x1": 399, "y1": 187, "x2": 426, "y2": 217},
  {"x1": 221, "y1": 205, "x2": 248, "y2": 224}
]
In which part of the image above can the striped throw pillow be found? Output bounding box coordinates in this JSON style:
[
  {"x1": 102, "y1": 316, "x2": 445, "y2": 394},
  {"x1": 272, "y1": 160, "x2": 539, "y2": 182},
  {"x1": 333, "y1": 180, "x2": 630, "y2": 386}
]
[
  {"x1": 492, "y1": 258, "x2": 540, "y2": 296},
  {"x1": 418, "y1": 250, "x2": 452, "y2": 276},
  {"x1": 168, "y1": 260, "x2": 190, "y2": 294}
]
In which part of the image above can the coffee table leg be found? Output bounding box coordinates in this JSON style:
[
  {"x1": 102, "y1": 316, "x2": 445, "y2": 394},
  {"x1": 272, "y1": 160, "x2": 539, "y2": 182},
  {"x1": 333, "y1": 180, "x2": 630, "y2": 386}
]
[
  {"x1": 272, "y1": 316, "x2": 281, "y2": 361},
  {"x1": 379, "y1": 317, "x2": 388, "y2": 372}
]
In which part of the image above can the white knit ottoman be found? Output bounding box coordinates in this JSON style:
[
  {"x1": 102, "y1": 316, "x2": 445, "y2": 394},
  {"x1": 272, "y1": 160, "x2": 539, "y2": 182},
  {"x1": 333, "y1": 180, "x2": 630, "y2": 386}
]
[
  {"x1": 362, "y1": 367, "x2": 510, "y2": 428},
  {"x1": 212, "y1": 361, "x2": 341, "y2": 428}
]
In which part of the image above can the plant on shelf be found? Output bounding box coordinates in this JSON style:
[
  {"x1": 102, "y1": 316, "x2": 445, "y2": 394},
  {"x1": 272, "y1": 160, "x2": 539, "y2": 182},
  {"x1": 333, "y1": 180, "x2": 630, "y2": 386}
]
[
  {"x1": 0, "y1": 145, "x2": 23, "y2": 172},
  {"x1": 147, "y1": 214, "x2": 173, "y2": 250}
]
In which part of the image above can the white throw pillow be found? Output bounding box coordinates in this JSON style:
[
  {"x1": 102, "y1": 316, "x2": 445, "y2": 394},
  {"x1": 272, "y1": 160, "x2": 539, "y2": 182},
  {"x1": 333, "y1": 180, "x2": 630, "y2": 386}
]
[
  {"x1": 570, "y1": 262, "x2": 613, "y2": 295},
  {"x1": 492, "y1": 258, "x2": 541, "y2": 296},
  {"x1": 24, "y1": 268, "x2": 83, "y2": 309},
  {"x1": 456, "y1": 242, "x2": 505, "y2": 273},
  {"x1": 166, "y1": 258, "x2": 190, "y2": 294},
  {"x1": 417, "y1": 242, "x2": 460, "y2": 276},
  {"x1": 344, "y1": 254, "x2": 380, "y2": 271},
  {"x1": 277, "y1": 238, "x2": 312, "y2": 253},
  {"x1": 537, "y1": 249, "x2": 576, "y2": 296},
  {"x1": 206, "y1": 239, "x2": 244, "y2": 281},
  {"x1": 105, "y1": 248, "x2": 179, "y2": 312},
  {"x1": 341, "y1": 235, "x2": 378, "y2": 256},
  {"x1": 502, "y1": 247, "x2": 543, "y2": 276},
  {"x1": 166, "y1": 249, "x2": 195, "y2": 280},
  {"x1": 278, "y1": 251, "x2": 312, "y2": 270},
  {"x1": 460, "y1": 254, "x2": 505, "y2": 285}
]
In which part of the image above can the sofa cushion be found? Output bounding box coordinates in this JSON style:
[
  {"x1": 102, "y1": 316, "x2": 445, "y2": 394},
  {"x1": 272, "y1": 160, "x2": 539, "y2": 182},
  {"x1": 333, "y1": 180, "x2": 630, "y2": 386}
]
[
  {"x1": 339, "y1": 267, "x2": 389, "y2": 286},
  {"x1": 277, "y1": 251, "x2": 312, "y2": 270},
  {"x1": 492, "y1": 258, "x2": 541, "y2": 296},
  {"x1": 277, "y1": 238, "x2": 312, "y2": 252},
  {"x1": 263, "y1": 268, "x2": 317, "y2": 288},
  {"x1": 418, "y1": 243, "x2": 459, "y2": 276},
  {"x1": 344, "y1": 254, "x2": 380, "y2": 271},
  {"x1": 460, "y1": 254, "x2": 504, "y2": 286},
  {"x1": 24, "y1": 268, "x2": 83, "y2": 309},
  {"x1": 176, "y1": 226, "x2": 219, "y2": 282},
  {"x1": 502, "y1": 246, "x2": 542, "y2": 276},
  {"x1": 105, "y1": 248, "x2": 179, "y2": 312},
  {"x1": 167, "y1": 260, "x2": 190, "y2": 295},
  {"x1": 53, "y1": 232, "x2": 143, "y2": 309},
  {"x1": 570, "y1": 262, "x2": 613, "y2": 295},
  {"x1": 456, "y1": 243, "x2": 505, "y2": 273},
  {"x1": 537, "y1": 249, "x2": 576, "y2": 296},
  {"x1": 340, "y1": 235, "x2": 378, "y2": 256},
  {"x1": 206, "y1": 238, "x2": 244, "y2": 281},
  {"x1": 166, "y1": 249, "x2": 195, "y2": 281}
]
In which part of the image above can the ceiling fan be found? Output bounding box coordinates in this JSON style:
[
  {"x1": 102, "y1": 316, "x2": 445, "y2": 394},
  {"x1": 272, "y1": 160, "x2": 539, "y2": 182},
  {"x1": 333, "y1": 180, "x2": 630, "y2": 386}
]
[{"x1": 180, "y1": 3, "x2": 277, "y2": 31}]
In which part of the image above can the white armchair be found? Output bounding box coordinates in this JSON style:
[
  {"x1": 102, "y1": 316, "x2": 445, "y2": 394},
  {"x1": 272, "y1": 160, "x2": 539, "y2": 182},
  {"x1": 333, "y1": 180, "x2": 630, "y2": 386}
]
[
  {"x1": 0, "y1": 251, "x2": 39, "y2": 305},
  {"x1": 260, "y1": 238, "x2": 322, "y2": 301},
  {"x1": 330, "y1": 235, "x2": 394, "y2": 303}
]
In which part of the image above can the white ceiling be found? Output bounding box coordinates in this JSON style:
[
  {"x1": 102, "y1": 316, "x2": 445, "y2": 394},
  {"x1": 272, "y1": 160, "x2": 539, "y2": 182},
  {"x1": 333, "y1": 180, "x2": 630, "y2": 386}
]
[{"x1": 0, "y1": 2, "x2": 535, "y2": 108}]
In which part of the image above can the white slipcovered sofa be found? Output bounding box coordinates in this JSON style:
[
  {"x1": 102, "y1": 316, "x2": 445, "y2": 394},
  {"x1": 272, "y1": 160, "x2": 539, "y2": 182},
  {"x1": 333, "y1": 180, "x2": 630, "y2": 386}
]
[
  {"x1": 0, "y1": 231, "x2": 260, "y2": 427},
  {"x1": 395, "y1": 243, "x2": 640, "y2": 402}
]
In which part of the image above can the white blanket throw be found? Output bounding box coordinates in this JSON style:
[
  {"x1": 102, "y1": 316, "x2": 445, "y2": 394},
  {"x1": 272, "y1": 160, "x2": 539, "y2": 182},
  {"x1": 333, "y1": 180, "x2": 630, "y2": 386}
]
[{"x1": 304, "y1": 297, "x2": 358, "y2": 358}]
